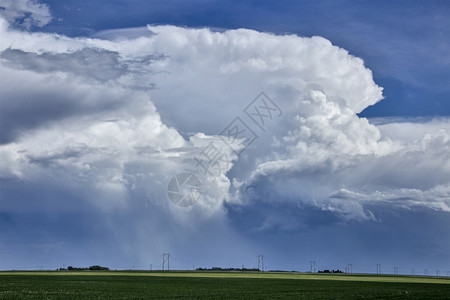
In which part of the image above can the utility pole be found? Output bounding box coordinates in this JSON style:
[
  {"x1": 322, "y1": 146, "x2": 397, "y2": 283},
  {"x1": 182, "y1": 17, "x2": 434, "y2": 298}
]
[
  {"x1": 348, "y1": 264, "x2": 352, "y2": 274},
  {"x1": 436, "y1": 270, "x2": 440, "y2": 276},
  {"x1": 162, "y1": 253, "x2": 170, "y2": 271},
  {"x1": 394, "y1": 266, "x2": 398, "y2": 275},
  {"x1": 257, "y1": 255, "x2": 264, "y2": 272},
  {"x1": 376, "y1": 264, "x2": 381, "y2": 275},
  {"x1": 310, "y1": 261, "x2": 316, "y2": 273},
  {"x1": 411, "y1": 268, "x2": 415, "y2": 276},
  {"x1": 424, "y1": 268, "x2": 428, "y2": 276}
]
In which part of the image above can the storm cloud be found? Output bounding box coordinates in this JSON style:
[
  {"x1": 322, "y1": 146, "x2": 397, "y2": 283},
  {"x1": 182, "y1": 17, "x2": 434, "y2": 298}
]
[{"x1": 0, "y1": 2, "x2": 449, "y2": 271}]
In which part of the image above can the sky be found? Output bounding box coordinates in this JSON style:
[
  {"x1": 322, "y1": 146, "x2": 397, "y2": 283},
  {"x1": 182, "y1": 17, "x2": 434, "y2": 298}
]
[{"x1": 0, "y1": 0, "x2": 449, "y2": 274}]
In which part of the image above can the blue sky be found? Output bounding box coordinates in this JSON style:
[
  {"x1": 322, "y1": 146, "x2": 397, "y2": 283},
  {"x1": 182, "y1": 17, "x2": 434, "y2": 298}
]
[{"x1": 0, "y1": 0, "x2": 449, "y2": 274}]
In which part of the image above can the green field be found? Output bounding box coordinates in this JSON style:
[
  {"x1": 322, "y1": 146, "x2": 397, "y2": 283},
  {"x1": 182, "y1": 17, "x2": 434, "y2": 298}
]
[{"x1": 1, "y1": 271, "x2": 449, "y2": 299}]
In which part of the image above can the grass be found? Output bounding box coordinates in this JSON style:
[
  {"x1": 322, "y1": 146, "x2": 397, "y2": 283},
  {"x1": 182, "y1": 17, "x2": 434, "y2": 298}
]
[{"x1": 1, "y1": 271, "x2": 450, "y2": 299}]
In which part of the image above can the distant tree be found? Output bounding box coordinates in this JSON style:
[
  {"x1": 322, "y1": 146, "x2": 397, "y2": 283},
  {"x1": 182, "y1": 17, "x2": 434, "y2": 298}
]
[{"x1": 89, "y1": 265, "x2": 109, "y2": 271}]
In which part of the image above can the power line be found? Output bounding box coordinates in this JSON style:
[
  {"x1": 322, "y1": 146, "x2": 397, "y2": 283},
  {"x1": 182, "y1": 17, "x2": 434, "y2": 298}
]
[
  {"x1": 161, "y1": 253, "x2": 170, "y2": 271},
  {"x1": 310, "y1": 261, "x2": 316, "y2": 273},
  {"x1": 345, "y1": 264, "x2": 352, "y2": 274},
  {"x1": 376, "y1": 264, "x2": 381, "y2": 275},
  {"x1": 257, "y1": 255, "x2": 264, "y2": 272}
]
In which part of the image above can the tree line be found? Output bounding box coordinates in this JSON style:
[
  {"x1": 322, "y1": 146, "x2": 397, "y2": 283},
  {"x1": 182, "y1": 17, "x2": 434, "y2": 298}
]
[{"x1": 58, "y1": 265, "x2": 109, "y2": 271}]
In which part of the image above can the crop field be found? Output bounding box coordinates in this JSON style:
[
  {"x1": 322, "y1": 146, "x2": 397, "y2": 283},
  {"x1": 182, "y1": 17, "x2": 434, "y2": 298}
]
[{"x1": 1, "y1": 271, "x2": 450, "y2": 299}]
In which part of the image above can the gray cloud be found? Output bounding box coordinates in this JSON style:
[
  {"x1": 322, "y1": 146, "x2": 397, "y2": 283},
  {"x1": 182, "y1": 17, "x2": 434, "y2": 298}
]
[
  {"x1": 0, "y1": 48, "x2": 166, "y2": 84},
  {"x1": 0, "y1": 62, "x2": 140, "y2": 144},
  {"x1": 0, "y1": 48, "x2": 127, "y2": 82}
]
